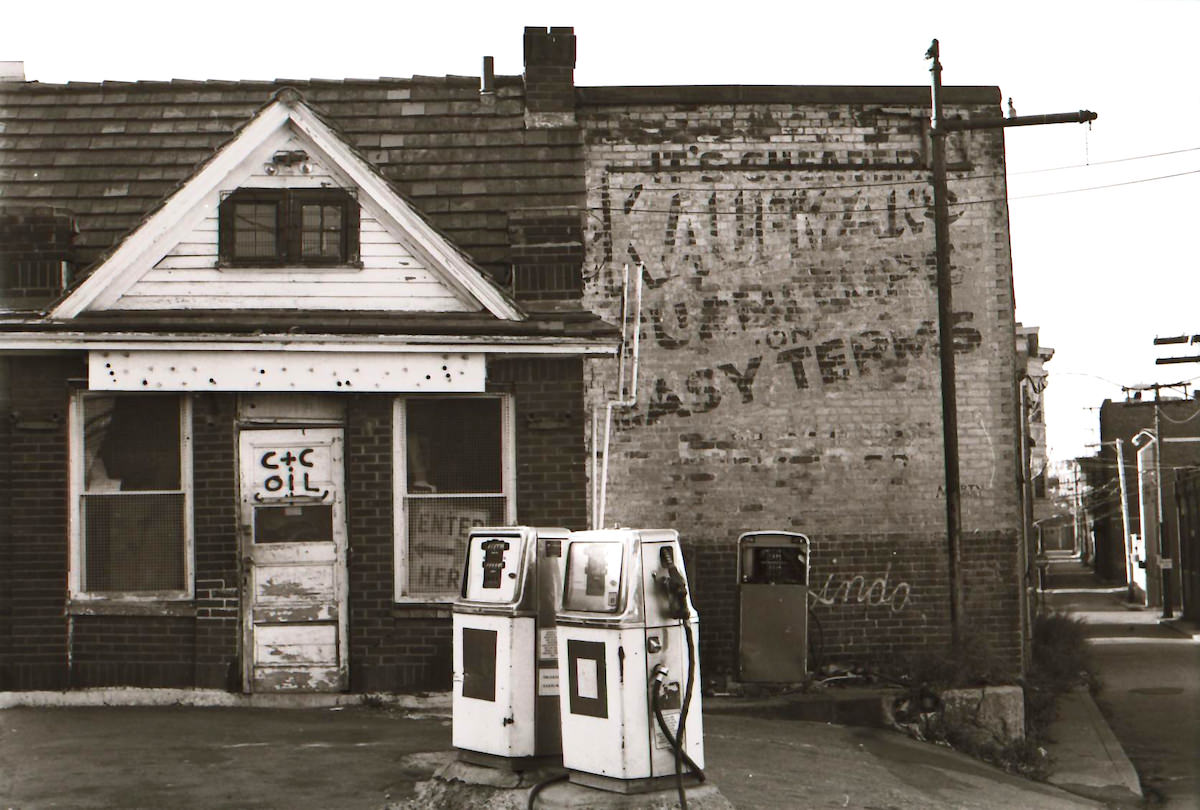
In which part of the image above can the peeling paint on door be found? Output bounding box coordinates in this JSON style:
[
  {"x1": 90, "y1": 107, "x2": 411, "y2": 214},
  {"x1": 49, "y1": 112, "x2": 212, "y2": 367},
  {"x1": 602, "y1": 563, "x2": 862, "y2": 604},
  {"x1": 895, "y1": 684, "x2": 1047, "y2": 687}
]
[{"x1": 240, "y1": 427, "x2": 348, "y2": 693}]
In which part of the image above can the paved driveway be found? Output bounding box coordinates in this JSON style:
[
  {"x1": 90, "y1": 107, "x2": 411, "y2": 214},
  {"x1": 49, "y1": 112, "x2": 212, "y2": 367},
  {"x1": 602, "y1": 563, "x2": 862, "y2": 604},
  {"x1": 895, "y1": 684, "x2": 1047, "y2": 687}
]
[{"x1": 0, "y1": 705, "x2": 453, "y2": 810}]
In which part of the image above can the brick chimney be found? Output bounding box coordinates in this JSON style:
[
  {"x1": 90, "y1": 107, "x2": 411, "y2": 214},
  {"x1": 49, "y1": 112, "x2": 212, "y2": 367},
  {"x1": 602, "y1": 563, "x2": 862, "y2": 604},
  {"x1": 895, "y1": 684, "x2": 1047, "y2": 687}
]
[
  {"x1": 523, "y1": 26, "x2": 576, "y2": 128},
  {"x1": 0, "y1": 62, "x2": 25, "y2": 82}
]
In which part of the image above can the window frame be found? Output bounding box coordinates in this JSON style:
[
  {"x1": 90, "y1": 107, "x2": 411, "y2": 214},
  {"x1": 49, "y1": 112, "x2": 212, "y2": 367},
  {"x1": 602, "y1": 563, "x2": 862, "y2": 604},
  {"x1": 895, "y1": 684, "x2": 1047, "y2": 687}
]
[
  {"x1": 67, "y1": 392, "x2": 194, "y2": 603},
  {"x1": 218, "y1": 187, "x2": 361, "y2": 268},
  {"x1": 392, "y1": 394, "x2": 515, "y2": 604}
]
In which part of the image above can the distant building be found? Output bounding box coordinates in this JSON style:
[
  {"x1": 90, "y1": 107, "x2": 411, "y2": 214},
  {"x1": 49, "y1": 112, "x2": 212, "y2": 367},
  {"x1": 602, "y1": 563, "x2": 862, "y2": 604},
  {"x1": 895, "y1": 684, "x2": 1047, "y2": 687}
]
[
  {"x1": 1092, "y1": 397, "x2": 1200, "y2": 611},
  {"x1": 1015, "y1": 324, "x2": 1054, "y2": 645}
]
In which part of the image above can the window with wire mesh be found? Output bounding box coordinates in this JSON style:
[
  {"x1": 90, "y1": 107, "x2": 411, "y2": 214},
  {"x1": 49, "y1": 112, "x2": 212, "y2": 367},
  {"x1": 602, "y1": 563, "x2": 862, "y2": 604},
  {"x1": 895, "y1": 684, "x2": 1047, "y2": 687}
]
[
  {"x1": 218, "y1": 188, "x2": 359, "y2": 267},
  {"x1": 402, "y1": 398, "x2": 505, "y2": 597},
  {"x1": 80, "y1": 395, "x2": 187, "y2": 594}
]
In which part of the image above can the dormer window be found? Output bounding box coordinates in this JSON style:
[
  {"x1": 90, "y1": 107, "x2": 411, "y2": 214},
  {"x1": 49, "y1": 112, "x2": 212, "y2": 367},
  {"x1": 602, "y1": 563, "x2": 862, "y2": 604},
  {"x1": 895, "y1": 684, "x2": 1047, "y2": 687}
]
[{"x1": 219, "y1": 188, "x2": 360, "y2": 267}]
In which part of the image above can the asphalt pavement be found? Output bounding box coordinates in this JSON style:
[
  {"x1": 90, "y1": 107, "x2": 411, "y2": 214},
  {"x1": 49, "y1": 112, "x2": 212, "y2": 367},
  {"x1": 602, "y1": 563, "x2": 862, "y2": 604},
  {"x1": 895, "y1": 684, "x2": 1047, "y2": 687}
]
[
  {"x1": 1, "y1": 686, "x2": 1125, "y2": 810},
  {"x1": 0, "y1": 699, "x2": 1110, "y2": 810},
  {"x1": 0, "y1": 555, "x2": 1161, "y2": 809}
]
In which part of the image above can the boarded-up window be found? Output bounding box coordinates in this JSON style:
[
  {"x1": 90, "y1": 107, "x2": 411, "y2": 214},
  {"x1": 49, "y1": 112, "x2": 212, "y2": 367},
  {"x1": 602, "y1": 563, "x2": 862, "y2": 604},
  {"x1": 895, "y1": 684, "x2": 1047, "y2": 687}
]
[
  {"x1": 77, "y1": 395, "x2": 190, "y2": 595},
  {"x1": 397, "y1": 397, "x2": 511, "y2": 599}
]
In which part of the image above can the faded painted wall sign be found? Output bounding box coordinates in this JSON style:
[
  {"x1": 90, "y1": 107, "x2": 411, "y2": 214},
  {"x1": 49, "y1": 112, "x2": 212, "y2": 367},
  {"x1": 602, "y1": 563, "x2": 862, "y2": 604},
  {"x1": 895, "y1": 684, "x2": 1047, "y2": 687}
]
[
  {"x1": 594, "y1": 176, "x2": 962, "y2": 286},
  {"x1": 590, "y1": 166, "x2": 987, "y2": 429},
  {"x1": 809, "y1": 565, "x2": 912, "y2": 613},
  {"x1": 406, "y1": 504, "x2": 492, "y2": 595}
]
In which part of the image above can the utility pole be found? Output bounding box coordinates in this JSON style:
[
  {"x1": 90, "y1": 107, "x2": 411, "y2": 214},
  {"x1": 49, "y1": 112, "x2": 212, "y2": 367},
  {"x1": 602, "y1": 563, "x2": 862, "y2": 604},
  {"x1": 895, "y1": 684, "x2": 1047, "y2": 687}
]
[
  {"x1": 1153, "y1": 391, "x2": 1174, "y2": 619},
  {"x1": 925, "y1": 40, "x2": 1096, "y2": 648},
  {"x1": 1114, "y1": 438, "x2": 1135, "y2": 602}
]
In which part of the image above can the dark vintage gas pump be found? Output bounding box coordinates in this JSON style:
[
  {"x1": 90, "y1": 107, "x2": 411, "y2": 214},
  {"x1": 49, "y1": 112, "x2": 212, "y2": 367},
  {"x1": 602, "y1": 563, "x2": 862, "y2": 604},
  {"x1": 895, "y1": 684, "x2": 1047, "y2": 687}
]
[
  {"x1": 554, "y1": 529, "x2": 704, "y2": 794},
  {"x1": 737, "y1": 531, "x2": 810, "y2": 683},
  {"x1": 452, "y1": 526, "x2": 568, "y2": 768}
]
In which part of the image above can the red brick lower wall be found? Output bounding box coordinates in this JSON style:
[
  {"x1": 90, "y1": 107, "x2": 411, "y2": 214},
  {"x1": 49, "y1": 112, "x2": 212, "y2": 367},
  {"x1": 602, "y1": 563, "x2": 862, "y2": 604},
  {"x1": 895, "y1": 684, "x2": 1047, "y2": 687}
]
[
  {"x1": 191, "y1": 393, "x2": 241, "y2": 690},
  {"x1": 0, "y1": 358, "x2": 588, "y2": 693},
  {"x1": 0, "y1": 356, "x2": 79, "y2": 690},
  {"x1": 69, "y1": 615, "x2": 196, "y2": 688},
  {"x1": 690, "y1": 529, "x2": 1020, "y2": 683}
]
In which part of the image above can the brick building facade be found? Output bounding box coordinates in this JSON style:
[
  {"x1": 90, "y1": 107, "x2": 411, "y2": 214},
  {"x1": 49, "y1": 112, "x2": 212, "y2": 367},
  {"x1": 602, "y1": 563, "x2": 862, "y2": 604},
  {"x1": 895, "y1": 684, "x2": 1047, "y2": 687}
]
[
  {"x1": 0, "y1": 27, "x2": 1026, "y2": 694},
  {"x1": 575, "y1": 83, "x2": 1024, "y2": 677}
]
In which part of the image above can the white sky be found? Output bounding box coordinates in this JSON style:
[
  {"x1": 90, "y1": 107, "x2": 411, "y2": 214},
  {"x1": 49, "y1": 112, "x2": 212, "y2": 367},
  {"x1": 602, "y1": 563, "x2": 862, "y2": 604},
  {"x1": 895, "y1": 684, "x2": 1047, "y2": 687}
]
[{"x1": 5, "y1": 0, "x2": 1199, "y2": 463}]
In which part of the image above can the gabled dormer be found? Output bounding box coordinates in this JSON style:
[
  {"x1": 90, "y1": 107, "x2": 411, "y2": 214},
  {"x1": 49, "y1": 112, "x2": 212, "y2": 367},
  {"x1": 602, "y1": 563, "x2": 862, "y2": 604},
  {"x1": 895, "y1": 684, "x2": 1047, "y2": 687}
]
[{"x1": 49, "y1": 88, "x2": 523, "y2": 321}]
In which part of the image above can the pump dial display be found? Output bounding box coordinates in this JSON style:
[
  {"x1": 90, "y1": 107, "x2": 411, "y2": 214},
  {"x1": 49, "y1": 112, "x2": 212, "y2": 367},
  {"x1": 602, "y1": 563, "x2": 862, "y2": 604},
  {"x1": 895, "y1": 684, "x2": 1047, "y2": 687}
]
[{"x1": 462, "y1": 534, "x2": 522, "y2": 603}]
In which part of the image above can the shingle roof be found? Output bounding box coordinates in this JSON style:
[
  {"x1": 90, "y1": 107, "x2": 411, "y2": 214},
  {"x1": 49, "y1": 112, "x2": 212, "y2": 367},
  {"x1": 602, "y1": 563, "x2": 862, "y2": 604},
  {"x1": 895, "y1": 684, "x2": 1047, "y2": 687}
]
[{"x1": 0, "y1": 75, "x2": 584, "y2": 276}]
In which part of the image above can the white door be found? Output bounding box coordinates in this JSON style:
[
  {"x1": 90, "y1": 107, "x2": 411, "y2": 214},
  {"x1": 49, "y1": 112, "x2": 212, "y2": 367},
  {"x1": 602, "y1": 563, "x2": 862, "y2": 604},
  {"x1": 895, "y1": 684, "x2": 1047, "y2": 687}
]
[{"x1": 239, "y1": 428, "x2": 347, "y2": 692}]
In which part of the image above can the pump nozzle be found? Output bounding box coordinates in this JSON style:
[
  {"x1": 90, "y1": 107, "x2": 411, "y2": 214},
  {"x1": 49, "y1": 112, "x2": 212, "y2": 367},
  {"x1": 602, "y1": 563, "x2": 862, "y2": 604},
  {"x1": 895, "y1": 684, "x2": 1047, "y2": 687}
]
[{"x1": 657, "y1": 547, "x2": 690, "y2": 619}]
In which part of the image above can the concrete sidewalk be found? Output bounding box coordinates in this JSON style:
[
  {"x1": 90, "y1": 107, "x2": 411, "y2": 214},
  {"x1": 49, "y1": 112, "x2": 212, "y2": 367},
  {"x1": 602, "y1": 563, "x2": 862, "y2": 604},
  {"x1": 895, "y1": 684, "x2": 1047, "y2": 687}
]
[
  {"x1": 1042, "y1": 552, "x2": 1200, "y2": 806},
  {"x1": 0, "y1": 683, "x2": 1130, "y2": 809},
  {"x1": 1043, "y1": 688, "x2": 1142, "y2": 806}
]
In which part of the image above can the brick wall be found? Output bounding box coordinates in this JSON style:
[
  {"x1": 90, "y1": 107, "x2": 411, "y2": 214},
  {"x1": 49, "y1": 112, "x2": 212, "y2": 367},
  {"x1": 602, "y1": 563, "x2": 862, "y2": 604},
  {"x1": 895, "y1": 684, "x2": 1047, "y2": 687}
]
[
  {"x1": 578, "y1": 89, "x2": 1024, "y2": 677},
  {"x1": 191, "y1": 393, "x2": 240, "y2": 690},
  {"x1": 0, "y1": 356, "x2": 79, "y2": 689},
  {"x1": 491, "y1": 358, "x2": 588, "y2": 529},
  {"x1": 345, "y1": 395, "x2": 400, "y2": 691},
  {"x1": 70, "y1": 615, "x2": 195, "y2": 688}
]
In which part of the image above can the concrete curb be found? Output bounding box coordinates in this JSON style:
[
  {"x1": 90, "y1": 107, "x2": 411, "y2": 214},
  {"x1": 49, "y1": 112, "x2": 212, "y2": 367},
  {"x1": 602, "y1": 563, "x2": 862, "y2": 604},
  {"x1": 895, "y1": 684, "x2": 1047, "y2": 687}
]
[
  {"x1": 1046, "y1": 687, "x2": 1142, "y2": 805},
  {"x1": 1159, "y1": 617, "x2": 1200, "y2": 640},
  {"x1": 0, "y1": 687, "x2": 452, "y2": 712}
]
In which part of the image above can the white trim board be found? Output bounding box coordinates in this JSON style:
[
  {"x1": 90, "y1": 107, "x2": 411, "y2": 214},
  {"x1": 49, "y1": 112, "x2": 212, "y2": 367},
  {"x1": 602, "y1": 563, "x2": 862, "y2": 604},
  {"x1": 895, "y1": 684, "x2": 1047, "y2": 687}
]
[{"x1": 89, "y1": 349, "x2": 487, "y2": 392}]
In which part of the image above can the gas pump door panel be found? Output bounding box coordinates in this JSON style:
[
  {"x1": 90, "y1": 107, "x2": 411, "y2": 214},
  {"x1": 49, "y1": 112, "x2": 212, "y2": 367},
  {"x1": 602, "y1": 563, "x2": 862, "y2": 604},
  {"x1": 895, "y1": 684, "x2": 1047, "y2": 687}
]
[{"x1": 461, "y1": 627, "x2": 498, "y2": 701}]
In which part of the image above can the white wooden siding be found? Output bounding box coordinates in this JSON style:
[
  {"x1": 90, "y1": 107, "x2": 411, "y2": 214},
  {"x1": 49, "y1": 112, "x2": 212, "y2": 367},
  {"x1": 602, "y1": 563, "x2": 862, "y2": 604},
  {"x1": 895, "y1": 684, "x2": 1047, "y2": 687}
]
[{"x1": 111, "y1": 131, "x2": 475, "y2": 313}]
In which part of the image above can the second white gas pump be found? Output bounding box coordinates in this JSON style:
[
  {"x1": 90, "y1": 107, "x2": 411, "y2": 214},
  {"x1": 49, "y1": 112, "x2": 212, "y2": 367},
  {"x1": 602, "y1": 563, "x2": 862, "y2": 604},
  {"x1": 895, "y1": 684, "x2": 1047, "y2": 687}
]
[
  {"x1": 452, "y1": 526, "x2": 568, "y2": 768},
  {"x1": 554, "y1": 528, "x2": 704, "y2": 793}
]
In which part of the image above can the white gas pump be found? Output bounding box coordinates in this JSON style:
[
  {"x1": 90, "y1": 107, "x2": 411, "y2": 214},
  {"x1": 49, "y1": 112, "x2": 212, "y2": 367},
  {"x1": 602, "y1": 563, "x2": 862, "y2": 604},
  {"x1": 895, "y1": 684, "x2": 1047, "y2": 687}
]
[
  {"x1": 554, "y1": 528, "x2": 704, "y2": 794},
  {"x1": 452, "y1": 526, "x2": 568, "y2": 768}
]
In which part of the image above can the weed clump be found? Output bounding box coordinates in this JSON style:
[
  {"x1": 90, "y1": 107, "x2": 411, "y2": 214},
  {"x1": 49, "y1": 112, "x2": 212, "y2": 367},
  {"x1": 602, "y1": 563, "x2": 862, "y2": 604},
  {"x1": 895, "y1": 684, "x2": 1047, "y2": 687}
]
[
  {"x1": 1024, "y1": 610, "x2": 1097, "y2": 738},
  {"x1": 877, "y1": 613, "x2": 1095, "y2": 780}
]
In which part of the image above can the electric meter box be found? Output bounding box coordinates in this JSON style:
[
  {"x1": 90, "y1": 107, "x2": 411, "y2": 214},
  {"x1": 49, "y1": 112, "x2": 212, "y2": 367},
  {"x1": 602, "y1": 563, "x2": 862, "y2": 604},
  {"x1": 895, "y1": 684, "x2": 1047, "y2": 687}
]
[
  {"x1": 737, "y1": 531, "x2": 810, "y2": 683},
  {"x1": 555, "y1": 528, "x2": 704, "y2": 792},
  {"x1": 452, "y1": 526, "x2": 568, "y2": 767}
]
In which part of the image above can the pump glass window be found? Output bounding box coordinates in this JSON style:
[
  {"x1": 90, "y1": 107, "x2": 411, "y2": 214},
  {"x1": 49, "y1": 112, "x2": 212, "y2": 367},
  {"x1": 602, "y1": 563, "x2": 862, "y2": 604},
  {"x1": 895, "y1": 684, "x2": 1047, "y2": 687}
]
[
  {"x1": 73, "y1": 394, "x2": 192, "y2": 597},
  {"x1": 396, "y1": 396, "x2": 512, "y2": 600},
  {"x1": 563, "y1": 542, "x2": 624, "y2": 613}
]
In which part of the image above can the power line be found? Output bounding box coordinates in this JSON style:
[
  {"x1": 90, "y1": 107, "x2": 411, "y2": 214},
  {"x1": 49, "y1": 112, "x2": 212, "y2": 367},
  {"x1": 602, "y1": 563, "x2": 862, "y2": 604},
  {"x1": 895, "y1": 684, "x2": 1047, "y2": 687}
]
[
  {"x1": 1011, "y1": 167, "x2": 1200, "y2": 200},
  {"x1": 1012, "y1": 146, "x2": 1200, "y2": 175}
]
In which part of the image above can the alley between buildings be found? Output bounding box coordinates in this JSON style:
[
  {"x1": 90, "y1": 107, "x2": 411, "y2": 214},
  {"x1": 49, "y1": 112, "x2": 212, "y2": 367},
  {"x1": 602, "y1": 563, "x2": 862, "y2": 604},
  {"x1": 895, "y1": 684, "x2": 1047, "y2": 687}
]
[{"x1": 1044, "y1": 552, "x2": 1200, "y2": 807}]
